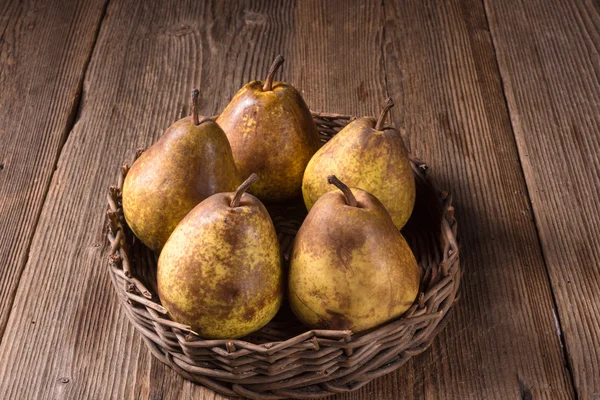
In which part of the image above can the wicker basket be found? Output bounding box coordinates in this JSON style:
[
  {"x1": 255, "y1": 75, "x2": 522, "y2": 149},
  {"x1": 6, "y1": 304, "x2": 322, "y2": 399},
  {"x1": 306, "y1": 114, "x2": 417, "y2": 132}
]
[{"x1": 106, "y1": 112, "x2": 460, "y2": 399}]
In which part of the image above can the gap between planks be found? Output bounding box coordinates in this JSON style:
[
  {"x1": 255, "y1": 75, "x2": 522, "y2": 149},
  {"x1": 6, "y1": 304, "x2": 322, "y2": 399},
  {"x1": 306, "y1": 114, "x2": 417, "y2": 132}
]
[{"x1": 380, "y1": 0, "x2": 392, "y2": 102}]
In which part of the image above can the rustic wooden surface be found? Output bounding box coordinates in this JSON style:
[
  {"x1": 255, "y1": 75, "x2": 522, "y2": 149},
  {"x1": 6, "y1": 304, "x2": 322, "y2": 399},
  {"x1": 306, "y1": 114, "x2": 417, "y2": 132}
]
[
  {"x1": 484, "y1": 0, "x2": 600, "y2": 398},
  {"x1": 0, "y1": 0, "x2": 107, "y2": 339},
  {"x1": 0, "y1": 0, "x2": 598, "y2": 399}
]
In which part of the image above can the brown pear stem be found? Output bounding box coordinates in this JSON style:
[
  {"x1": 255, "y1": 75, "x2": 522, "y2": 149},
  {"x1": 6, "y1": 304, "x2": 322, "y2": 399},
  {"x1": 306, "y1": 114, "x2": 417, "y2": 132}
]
[
  {"x1": 191, "y1": 89, "x2": 200, "y2": 125},
  {"x1": 230, "y1": 173, "x2": 259, "y2": 208},
  {"x1": 375, "y1": 97, "x2": 394, "y2": 130},
  {"x1": 262, "y1": 55, "x2": 285, "y2": 91},
  {"x1": 327, "y1": 175, "x2": 357, "y2": 207},
  {"x1": 191, "y1": 89, "x2": 212, "y2": 125}
]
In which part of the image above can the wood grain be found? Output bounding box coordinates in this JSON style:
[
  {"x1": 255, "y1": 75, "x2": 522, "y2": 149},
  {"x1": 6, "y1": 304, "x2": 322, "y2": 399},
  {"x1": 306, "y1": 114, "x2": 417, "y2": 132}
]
[
  {"x1": 287, "y1": 1, "x2": 388, "y2": 117},
  {"x1": 382, "y1": 0, "x2": 575, "y2": 398},
  {"x1": 484, "y1": 0, "x2": 600, "y2": 397},
  {"x1": 0, "y1": 0, "x2": 107, "y2": 339}
]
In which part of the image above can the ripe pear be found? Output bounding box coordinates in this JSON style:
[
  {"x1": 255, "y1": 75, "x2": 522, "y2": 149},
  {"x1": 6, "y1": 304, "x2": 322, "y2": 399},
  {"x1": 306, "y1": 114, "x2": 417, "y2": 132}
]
[
  {"x1": 123, "y1": 89, "x2": 240, "y2": 252},
  {"x1": 216, "y1": 55, "x2": 321, "y2": 202},
  {"x1": 302, "y1": 98, "x2": 415, "y2": 230},
  {"x1": 157, "y1": 174, "x2": 283, "y2": 339},
  {"x1": 289, "y1": 176, "x2": 420, "y2": 332}
]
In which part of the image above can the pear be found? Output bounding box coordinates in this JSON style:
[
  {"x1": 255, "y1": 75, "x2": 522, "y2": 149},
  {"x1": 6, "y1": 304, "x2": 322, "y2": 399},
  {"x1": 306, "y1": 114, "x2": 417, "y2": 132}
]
[
  {"x1": 157, "y1": 174, "x2": 283, "y2": 339},
  {"x1": 216, "y1": 55, "x2": 321, "y2": 202},
  {"x1": 123, "y1": 89, "x2": 240, "y2": 252},
  {"x1": 289, "y1": 176, "x2": 420, "y2": 332},
  {"x1": 302, "y1": 98, "x2": 415, "y2": 230}
]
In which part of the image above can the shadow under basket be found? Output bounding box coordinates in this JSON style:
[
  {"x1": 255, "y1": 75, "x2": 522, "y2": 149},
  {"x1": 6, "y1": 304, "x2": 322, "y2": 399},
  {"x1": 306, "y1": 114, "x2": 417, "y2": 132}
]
[{"x1": 105, "y1": 111, "x2": 461, "y2": 399}]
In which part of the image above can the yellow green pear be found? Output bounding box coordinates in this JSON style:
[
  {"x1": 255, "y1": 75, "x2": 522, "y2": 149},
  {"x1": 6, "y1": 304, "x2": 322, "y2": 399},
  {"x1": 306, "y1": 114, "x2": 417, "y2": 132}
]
[
  {"x1": 216, "y1": 55, "x2": 321, "y2": 202},
  {"x1": 302, "y1": 98, "x2": 415, "y2": 230},
  {"x1": 123, "y1": 89, "x2": 240, "y2": 252},
  {"x1": 157, "y1": 174, "x2": 283, "y2": 339},
  {"x1": 289, "y1": 176, "x2": 420, "y2": 332}
]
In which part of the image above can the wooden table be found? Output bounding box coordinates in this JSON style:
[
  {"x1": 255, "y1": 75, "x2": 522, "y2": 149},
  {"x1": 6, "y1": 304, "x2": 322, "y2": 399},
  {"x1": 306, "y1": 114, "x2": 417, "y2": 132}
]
[{"x1": 1, "y1": 0, "x2": 599, "y2": 399}]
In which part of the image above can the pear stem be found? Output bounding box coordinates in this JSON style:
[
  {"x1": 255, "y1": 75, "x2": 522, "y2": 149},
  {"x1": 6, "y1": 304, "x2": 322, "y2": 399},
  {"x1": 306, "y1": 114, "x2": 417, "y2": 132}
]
[
  {"x1": 191, "y1": 88, "x2": 200, "y2": 125},
  {"x1": 375, "y1": 97, "x2": 394, "y2": 130},
  {"x1": 230, "y1": 173, "x2": 259, "y2": 208},
  {"x1": 262, "y1": 55, "x2": 285, "y2": 91},
  {"x1": 191, "y1": 89, "x2": 212, "y2": 125},
  {"x1": 327, "y1": 175, "x2": 357, "y2": 207}
]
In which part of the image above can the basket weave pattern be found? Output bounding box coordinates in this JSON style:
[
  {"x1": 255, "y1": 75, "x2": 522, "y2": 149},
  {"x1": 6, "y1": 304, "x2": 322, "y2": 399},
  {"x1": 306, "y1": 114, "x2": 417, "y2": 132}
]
[{"x1": 106, "y1": 112, "x2": 460, "y2": 399}]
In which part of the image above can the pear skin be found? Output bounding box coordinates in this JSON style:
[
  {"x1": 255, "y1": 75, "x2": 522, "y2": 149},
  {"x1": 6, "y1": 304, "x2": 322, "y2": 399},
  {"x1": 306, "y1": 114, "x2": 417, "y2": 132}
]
[
  {"x1": 217, "y1": 55, "x2": 320, "y2": 201},
  {"x1": 289, "y1": 176, "x2": 420, "y2": 332},
  {"x1": 302, "y1": 99, "x2": 415, "y2": 229},
  {"x1": 157, "y1": 174, "x2": 283, "y2": 339},
  {"x1": 123, "y1": 90, "x2": 240, "y2": 252}
]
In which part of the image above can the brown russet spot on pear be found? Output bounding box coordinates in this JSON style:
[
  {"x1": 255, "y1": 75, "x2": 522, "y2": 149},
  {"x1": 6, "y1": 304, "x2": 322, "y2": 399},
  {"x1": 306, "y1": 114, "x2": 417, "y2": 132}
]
[
  {"x1": 302, "y1": 98, "x2": 416, "y2": 230},
  {"x1": 217, "y1": 55, "x2": 321, "y2": 202},
  {"x1": 122, "y1": 89, "x2": 240, "y2": 252},
  {"x1": 289, "y1": 176, "x2": 420, "y2": 333},
  {"x1": 157, "y1": 174, "x2": 283, "y2": 339}
]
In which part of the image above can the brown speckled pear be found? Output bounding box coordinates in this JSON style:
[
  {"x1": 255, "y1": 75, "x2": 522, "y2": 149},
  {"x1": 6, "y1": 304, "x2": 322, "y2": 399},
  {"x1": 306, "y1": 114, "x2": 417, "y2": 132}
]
[
  {"x1": 216, "y1": 55, "x2": 321, "y2": 202},
  {"x1": 157, "y1": 174, "x2": 283, "y2": 339},
  {"x1": 122, "y1": 89, "x2": 240, "y2": 252},
  {"x1": 289, "y1": 176, "x2": 420, "y2": 333},
  {"x1": 302, "y1": 98, "x2": 415, "y2": 230}
]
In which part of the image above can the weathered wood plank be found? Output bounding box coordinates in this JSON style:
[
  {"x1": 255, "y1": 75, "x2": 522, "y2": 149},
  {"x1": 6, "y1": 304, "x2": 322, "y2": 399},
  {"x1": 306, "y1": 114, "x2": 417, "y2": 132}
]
[
  {"x1": 0, "y1": 0, "x2": 107, "y2": 339},
  {"x1": 484, "y1": 0, "x2": 600, "y2": 397},
  {"x1": 382, "y1": 0, "x2": 576, "y2": 398}
]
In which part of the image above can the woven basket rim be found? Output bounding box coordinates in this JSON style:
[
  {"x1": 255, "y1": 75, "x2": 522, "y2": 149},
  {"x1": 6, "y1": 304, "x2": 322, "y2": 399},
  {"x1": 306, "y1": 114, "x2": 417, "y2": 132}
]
[{"x1": 105, "y1": 110, "x2": 461, "y2": 399}]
